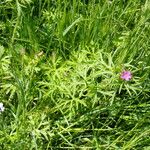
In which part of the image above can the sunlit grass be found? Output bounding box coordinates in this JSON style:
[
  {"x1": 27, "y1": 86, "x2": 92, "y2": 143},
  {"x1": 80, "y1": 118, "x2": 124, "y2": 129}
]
[{"x1": 0, "y1": 0, "x2": 150, "y2": 149}]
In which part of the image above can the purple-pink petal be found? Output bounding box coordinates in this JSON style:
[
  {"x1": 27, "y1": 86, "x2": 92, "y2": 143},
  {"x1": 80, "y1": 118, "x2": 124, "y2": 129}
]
[{"x1": 120, "y1": 71, "x2": 132, "y2": 81}]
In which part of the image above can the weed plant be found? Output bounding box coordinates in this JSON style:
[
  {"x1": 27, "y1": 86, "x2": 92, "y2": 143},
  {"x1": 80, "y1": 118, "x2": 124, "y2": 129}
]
[{"x1": 0, "y1": 0, "x2": 150, "y2": 149}]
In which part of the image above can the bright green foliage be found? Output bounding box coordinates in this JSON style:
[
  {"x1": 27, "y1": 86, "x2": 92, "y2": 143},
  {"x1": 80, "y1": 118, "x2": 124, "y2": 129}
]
[{"x1": 0, "y1": 0, "x2": 150, "y2": 149}]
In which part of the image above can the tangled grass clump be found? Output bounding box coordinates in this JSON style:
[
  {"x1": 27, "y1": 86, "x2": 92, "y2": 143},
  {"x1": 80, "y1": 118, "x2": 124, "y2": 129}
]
[{"x1": 0, "y1": 0, "x2": 150, "y2": 149}]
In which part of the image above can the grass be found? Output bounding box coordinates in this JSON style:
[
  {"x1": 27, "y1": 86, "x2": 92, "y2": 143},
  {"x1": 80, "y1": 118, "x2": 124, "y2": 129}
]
[{"x1": 0, "y1": 0, "x2": 150, "y2": 149}]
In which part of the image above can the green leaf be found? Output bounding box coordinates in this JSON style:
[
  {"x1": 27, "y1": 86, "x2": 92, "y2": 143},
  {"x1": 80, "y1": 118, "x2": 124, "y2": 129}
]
[
  {"x1": 0, "y1": 45, "x2": 4, "y2": 59},
  {"x1": 63, "y1": 16, "x2": 82, "y2": 36}
]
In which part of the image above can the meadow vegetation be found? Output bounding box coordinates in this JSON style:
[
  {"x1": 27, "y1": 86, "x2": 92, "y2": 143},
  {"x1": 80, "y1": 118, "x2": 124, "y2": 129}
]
[{"x1": 0, "y1": 0, "x2": 150, "y2": 149}]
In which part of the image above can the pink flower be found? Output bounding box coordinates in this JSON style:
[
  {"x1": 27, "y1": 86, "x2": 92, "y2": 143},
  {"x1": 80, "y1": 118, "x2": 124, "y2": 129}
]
[{"x1": 120, "y1": 70, "x2": 132, "y2": 81}]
